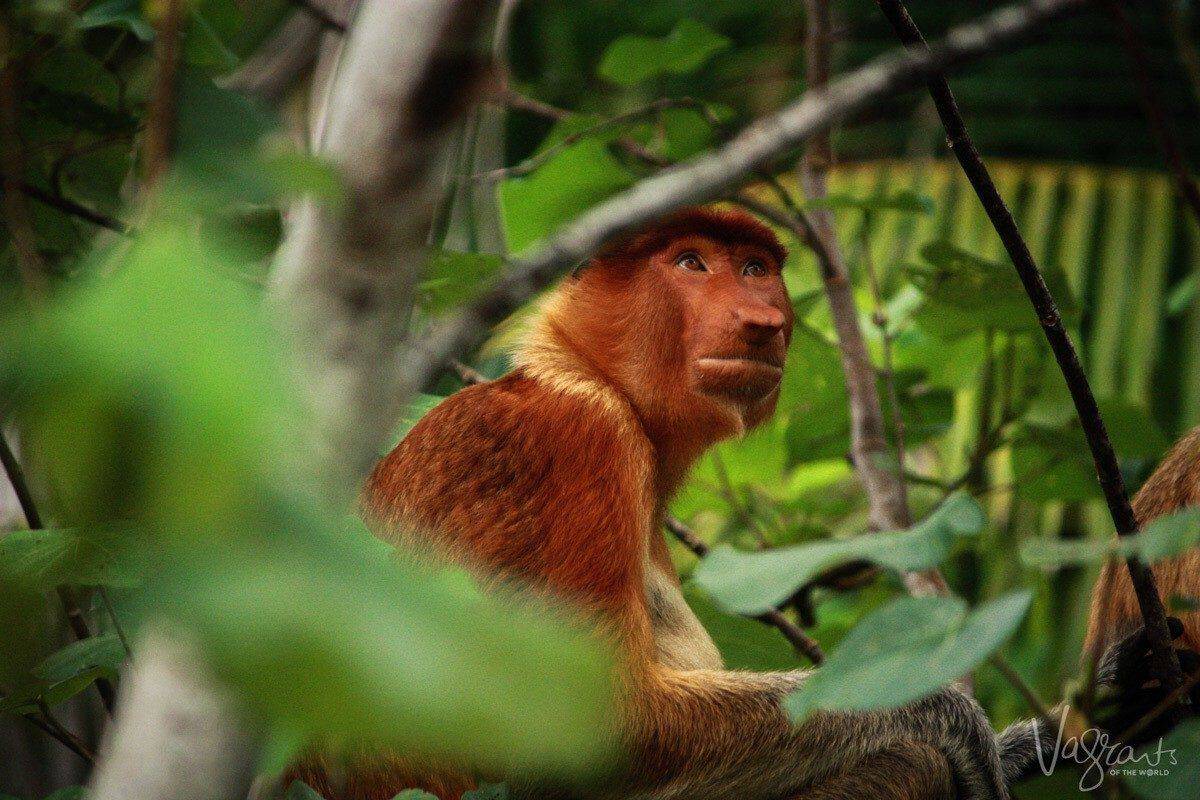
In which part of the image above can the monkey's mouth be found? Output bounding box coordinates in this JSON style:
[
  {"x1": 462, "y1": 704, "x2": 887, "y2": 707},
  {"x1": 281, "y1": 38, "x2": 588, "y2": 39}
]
[{"x1": 692, "y1": 356, "x2": 784, "y2": 401}]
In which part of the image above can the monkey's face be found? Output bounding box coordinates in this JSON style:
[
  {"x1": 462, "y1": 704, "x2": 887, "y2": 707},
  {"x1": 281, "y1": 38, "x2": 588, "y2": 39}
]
[{"x1": 648, "y1": 234, "x2": 793, "y2": 427}]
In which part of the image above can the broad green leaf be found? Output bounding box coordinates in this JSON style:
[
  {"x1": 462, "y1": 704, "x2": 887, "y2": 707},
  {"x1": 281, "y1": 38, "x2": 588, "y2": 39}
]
[
  {"x1": 1011, "y1": 424, "x2": 1100, "y2": 503},
  {"x1": 42, "y1": 789, "x2": 86, "y2": 800},
  {"x1": 1020, "y1": 508, "x2": 1200, "y2": 569},
  {"x1": 392, "y1": 792, "x2": 438, "y2": 800},
  {"x1": 154, "y1": 529, "x2": 617, "y2": 776},
  {"x1": 694, "y1": 494, "x2": 984, "y2": 615},
  {"x1": 286, "y1": 782, "x2": 325, "y2": 800},
  {"x1": 0, "y1": 528, "x2": 138, "y2": 589},
  {"x1": 785, "y1": 591, "x2": 1032, "y2": 721},
  {"x1": 461, "y1": 785, "x2": 508, "y2": 800},
  {"x1": 499, "y1": 138, "x2": 635, "y2": 254},
  {"x1": 780, "y1": 326, "x2": 849, "y2": 464},
  {"x1": 36, "y1": 633, "x2": 126, "y2": 684},
  {"x1": 1126, "y1": 718, "x2": 1200, "y2": 799},
  {"x1": 418, "y1": 251, "x2": 504, "y2": 314},
  {"x1": 908, "y1": 241, "x2": 1078, "y2": 336},
  {"x1": 681, "y1": 582, "x2": 799, "y2": 671},
  {"x1": 387, "y1": 394, "x2": 447, "y2": 451},
  {"x1": 597, "y1": 20, "x2": 730, "y2": 86},
  {"x1": 75, "y1": 0, "x2": 154, "y2": 40}
]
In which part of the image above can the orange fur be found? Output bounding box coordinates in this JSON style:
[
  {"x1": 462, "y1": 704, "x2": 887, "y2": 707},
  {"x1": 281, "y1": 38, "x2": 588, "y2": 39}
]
[{"x1": 1085, "y1": 425, "x2": 1200, "y2": 653}]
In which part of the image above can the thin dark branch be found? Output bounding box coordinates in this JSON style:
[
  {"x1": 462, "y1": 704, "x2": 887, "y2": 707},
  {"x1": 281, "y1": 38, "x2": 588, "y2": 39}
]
[
  {"x1": 874, "y1": 0, "x2": 1184, "y2": 694},
  {"x1": 988, "y1": 653, "x2": 1053, "y2": 722},
  {"x1": 1102, "y1": 0, "x2": 1200, "y2": 227},
  {"x1": 18, "y1": 181, "x2": 128, "y2": 234},
  {"x1": 472, "y1": 97, "x2": 716, "y2": 183},
  {"x1": 294, "y1": 0, "x2": 348, "y2": 32},
  {"x1": 663, "y1": 515, "x2": 826, "y2": 665},
  {"x1": 23, "y1": 707, "x2": 95, "y2": 766},
  {"x1": 1164, "y1": 0, "x2": 1200, "y2": 108}
]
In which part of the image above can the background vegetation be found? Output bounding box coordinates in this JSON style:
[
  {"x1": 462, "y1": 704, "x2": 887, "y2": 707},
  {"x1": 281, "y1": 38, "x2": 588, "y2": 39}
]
[{"x1": 2, "y1": 1, "x2": 1200, "y2": 799}]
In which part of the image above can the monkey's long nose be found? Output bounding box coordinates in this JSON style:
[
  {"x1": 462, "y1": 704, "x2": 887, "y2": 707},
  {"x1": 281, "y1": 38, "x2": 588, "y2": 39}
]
[{"x1": 734, "y1": 302, "x2": 787, "y2": 346}]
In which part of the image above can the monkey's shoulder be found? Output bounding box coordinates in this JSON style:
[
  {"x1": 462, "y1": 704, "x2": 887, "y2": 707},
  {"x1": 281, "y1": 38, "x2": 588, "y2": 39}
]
[{"x1": 364, "y1": 369, "x2": 653, "y2": 534}]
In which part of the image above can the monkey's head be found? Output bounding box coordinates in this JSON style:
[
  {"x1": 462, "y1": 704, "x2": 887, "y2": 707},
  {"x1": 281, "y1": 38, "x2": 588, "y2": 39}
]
[{"x1": 536, "y1": 206, "x2": 793, "y2": 455}]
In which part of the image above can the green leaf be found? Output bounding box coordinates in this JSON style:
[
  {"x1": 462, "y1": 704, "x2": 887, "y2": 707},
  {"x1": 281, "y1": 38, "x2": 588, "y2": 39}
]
[
  {"x1": 1094, "y1": 398, "x2": 1171, "y2": 460},
  {"x1": 1011, "y1": 424, "x2": 1100, "y2": 503},
  {"x1": 387, "y1": 394, "x2": 446, "y2": 451},
  {"x1": 75, "y1": 0, "x2": 154, "y2": 40},
  {"x1": 1126, "y1": 718, "x2": 1200, "y2": 799},
  {"x1": 694, "y1": 494, "x2": 984, "y2": 615},
  {"x1": 154, "y1": 527, "x2": 617, "y2": 775},
  {"x1": 418, "y1": 251, "x2": 504, "y2": 314},
  {"x1": 285, "y1": 781, "x2": 326, "y2": 800},
  {"x1": 681, "y1": 582, "x2": 799, "y2": 671},
  {"x1": 1020, "y1": 508, "x2": 1200, "y2": 570},
  {"x1": 785, "y1": 591, "x2": 1032, "y2": 721},
  {"x1": 461, "y1": 784, "x2": 508, "y2": 800},
  {"x1": 36, "y1": 633, "x2": 126, "y2": 684},
  {"x1": 808, "y1": 190, "x2": 934, "y2": 216},
  {"x1": 185, "y1": 12, "x2": 240, "y2": 73},
  {"x1": 499, "y1": 137, "x2": 635, "y2": 254},
  {"x1": 0, "y1": 528, "x2": 138, "y2": 589},
  {"x1": 597, "y1": 19, "x2": 730, "y2": 86},
  {"x1": 908, "y1": 241, "x2": 1079, "y2": 336},
  {"x1": 392, "y1": 792, "x2": 438, "y2": 800}
]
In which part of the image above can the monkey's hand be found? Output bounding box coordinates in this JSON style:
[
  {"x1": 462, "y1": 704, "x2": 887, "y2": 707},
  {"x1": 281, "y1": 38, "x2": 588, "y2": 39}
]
[{"x1": 1092, "y1": 617, "x2": 1200, "y2": 746}]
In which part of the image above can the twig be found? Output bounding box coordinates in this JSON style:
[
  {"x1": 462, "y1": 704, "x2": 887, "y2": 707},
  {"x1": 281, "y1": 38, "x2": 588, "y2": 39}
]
[
  {"x1": 18, "y1": 181, "x2": 128, "y2": 234},
  {"x1": 22, "y1": 706, "x2": 95, "y2": 765},
  {"x1": 293, "y1": 0, "x2": 347, "y2": 32},
  {"x1": 1101, "y1": 0, "x2": 1200, "y2": 227},
  {"x1": 0, "y1": 17, "x2": 48, "y2": 300},
  {"x1": 408, "y1": 0, "x2": 1087, "y2": 397},
  {"x1": 143, "y1": 0, "x2": 184, "y2": 188},
  {"x1": 99, "y1": 586, "x2": 133, "y2": 656},
  {"x1": 663, "y1": 515, "x2": 826, "y2": 665},
  {"x1": 874, "y1": 0, "x2": 1184, "y2": 697},
  {"x1": 471, "y1": 98, "x2": 716, "y2": 183},
  {"x1": 1, "y1": 428, "x2": 117, "y2": 713},
  {"x1": 802, "y1": 0, "x2": 947, "y2": 599},
  {"x1": 989, "y1": 653, "x2": 1053, "y2": 722}
]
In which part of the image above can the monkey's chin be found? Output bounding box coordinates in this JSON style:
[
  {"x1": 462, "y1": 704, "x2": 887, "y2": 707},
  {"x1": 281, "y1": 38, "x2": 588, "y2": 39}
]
[{"x1": 692, "y1": 357, "x2": 783, "y2": 405}]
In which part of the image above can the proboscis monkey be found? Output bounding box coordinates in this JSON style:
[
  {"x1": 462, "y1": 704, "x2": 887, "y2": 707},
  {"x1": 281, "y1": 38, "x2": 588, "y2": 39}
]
[{"x1": 288, "y1": 207, "x2": 1173, "y2": 800}]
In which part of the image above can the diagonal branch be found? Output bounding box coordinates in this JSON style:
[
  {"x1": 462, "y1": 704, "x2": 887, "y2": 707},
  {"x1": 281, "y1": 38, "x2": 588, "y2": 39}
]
[
  {"x1": 405, "y1": 0, "x2": 1085, "y2": 397},
  {"x1": 873, "y1": 0, "x2": 1184, "y2": 695}
]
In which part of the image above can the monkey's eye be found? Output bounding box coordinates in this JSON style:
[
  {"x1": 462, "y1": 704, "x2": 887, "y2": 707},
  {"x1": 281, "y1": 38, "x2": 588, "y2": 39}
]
[
  {"x1": 675, "y1": 252, "x2": 706, "y2": 272},
  {"x1": 743, "y1": 259, "x2": 768, "y2": 278}
]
